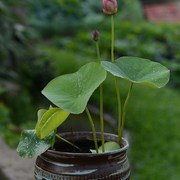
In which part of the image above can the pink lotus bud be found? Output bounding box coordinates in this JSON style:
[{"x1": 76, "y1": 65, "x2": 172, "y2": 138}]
[
  {"x1": 92, "y1": 30, "x2": 99, "y2": 41},
  {"x1": 102, "y1": 0, "x2": 118, "y2": 15}
]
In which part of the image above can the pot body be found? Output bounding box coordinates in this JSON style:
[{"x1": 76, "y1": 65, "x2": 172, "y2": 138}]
[{"x1": 34, "y1": 132, "x2": 130, "y2": 180}]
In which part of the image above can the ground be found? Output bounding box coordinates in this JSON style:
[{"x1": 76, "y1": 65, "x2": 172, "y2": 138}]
[{"x1": 0, "y1": 136, "x2": 35, "y2": 180}]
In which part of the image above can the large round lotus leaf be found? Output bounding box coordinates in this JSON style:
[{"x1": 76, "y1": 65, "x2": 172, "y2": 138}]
[
  {"x1": 101, "y1": 57, "x2": 170, "y2": 88},
  {"x1": 42, "y1": 62, "x2": 107, "y2": 114}
]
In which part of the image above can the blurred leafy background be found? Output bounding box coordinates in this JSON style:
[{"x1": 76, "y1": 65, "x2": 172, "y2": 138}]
[{"x1": 0, "y1": 0, "x2": 180, "y2": 179}]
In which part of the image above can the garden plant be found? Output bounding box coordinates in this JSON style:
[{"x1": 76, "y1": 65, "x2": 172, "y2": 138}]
[{"x1": 16, "y1": 0, "x2": 170, "y2": 179}]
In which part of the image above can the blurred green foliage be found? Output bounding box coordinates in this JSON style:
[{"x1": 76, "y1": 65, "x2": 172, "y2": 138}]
[
  {"x1": 47, "y1": 21, "x2": 180, "y2": 87},
  {"x1": 0, "y1": 0, "x2": 180, "y2": 178},
  {"x1": 127, "y1": 84, "x2": 180, "y2": 179},
  {"x1": 28, "y1": 0, "x2": 83, "y2": 37},
  {"x1": 27, "y1": 0, "x2": 143, "y2": 38},
  {"x1": 0, "y1": 0, "x2": 54, "y2": 146}
]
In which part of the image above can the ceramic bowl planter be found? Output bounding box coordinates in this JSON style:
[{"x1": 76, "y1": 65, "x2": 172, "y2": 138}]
[{"x1": 34, "y1": 131, "x2": 130, "y2": 180}]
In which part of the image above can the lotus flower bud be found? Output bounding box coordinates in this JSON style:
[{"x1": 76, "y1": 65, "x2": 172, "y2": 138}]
[
  {"x1": 92, "y1": 30, "x2": 99, "y2": 42},
  {"x1": 102, "y1": 0, "x2": 118, "y2": 15}
]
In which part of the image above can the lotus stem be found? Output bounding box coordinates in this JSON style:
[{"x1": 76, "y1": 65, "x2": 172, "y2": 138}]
[
  {"x1": 56, "y1": 134, "x2": 81, "y2": 151},
  {"x1": 111, "y1": 15, "x2": 122, "y2": 145},
  {"x1": 96, "y1": 42, "x2": 101, "y2": 63},
  {"x1": 111, "y1": 15, "x2": 115, "y2": 63},
  {"x1": 95, "y1": 41, "x2": 105, "y2": 152},
  {"x1": 51, "y1": 129, "x2": 57, "y2": 149},
  {"x1": 99, "y1": 84, "x2": 105, "y2": 152},
  {"x1": 120, "y1": 82, "x2": 133, "y2": 138},
  {"x1": 116, "y1": 78, "x2": 122, "y2": 145},
  {"x1": 85, "y1": 107, "x2": 99, "y2": 153}
]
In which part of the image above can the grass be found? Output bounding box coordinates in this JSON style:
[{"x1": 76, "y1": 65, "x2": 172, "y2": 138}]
[{"x1": 126, "y1": 85, "x2": 180, "y2": 179}]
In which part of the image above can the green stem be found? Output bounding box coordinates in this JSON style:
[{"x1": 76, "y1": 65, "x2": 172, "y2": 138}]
[
  {"x1": 95, "y1": 41, "x2": 105, "y2": 152},
  {"x1": 51, "y1": 129, "x2": 57, "y2": 149},
  {"x1": 111, "y1": 15, "x2": 115, "y2": 62},
  {"x1": 120, "y1": 83, "x2": 133, "y2": 138},
  {"x1": 116, "y1": 78, "x2": 122, "y2": 145},
  {"x1": 96, "y1": 42, "x2": 101, "y2": 63},
  {"x1": 56, "y1": 134, "x2": 81, "y2": 151},
  {"x1": 99, "y1": 84, "x2": 104, "y2": 152},
  {"x1": 85, "y1": 107, "x2": 99, "y2": 153},
  {"x1": 111, "y1": 15, "x2": 122, "y2": 145}
]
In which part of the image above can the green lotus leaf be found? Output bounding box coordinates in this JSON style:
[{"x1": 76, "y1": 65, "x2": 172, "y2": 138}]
[
  {"x1": 101, "y1": 56, "x2": 170, "y2": 88},
  {"x1": 42, "y1": 62, "x2": 107, "y2": 114},
  {"x1": 36, "y1": 107, "x2": 60, "y2": 137},
  {"x1": 91, "y1": 141, "x2": 120, "y2": 153},
  {"x1": 16, "y1": 130, "x2": 54, "y2": 158},
  {"x1": 40, "y1": 109, "x2": 69, "y2": 139},
  {"x1": 35, "y1": 109, "x2": 47, "y2": 128},
  {"x1": 36, "y1": 108, "x2": 69, "y2": 139}
]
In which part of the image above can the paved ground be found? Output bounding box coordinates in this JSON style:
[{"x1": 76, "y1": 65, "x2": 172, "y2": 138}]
[{"x1": 0, "y1": 136, "x2": 35, "y2": 180}]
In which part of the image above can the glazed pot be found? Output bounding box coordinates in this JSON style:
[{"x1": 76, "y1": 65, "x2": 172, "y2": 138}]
[{"x1": 34, "y1": 131, "x2": 130, "y2": 180}]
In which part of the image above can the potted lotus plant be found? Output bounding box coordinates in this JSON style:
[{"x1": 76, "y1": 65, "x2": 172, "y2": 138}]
[{"x1": 17, "y1": 0, "x2": 170, "y2": 179}]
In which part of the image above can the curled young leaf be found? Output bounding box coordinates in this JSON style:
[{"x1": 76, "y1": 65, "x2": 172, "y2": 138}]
[{"x1": 36, "y1": 108, "x2": 69, "y2": 139}]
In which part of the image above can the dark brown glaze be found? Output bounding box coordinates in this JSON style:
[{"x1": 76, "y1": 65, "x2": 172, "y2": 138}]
[{"x1": 34, "y1": 132, "x2": 130, "y2": 180}]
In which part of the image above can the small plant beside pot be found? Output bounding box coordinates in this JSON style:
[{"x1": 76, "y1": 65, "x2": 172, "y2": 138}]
[{"x1": 17, "y1": 0, "x2": 170, "y2": 179}]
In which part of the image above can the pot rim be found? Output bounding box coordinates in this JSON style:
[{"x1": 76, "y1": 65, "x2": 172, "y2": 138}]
[{"x1": 47, "y1": 131, "x2": 129, "y2": 157}]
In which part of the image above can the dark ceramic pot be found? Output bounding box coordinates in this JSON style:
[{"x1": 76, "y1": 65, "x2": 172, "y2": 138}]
[{"x1": 34, "y1": 131, "x2": 130, "y2": 180}]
